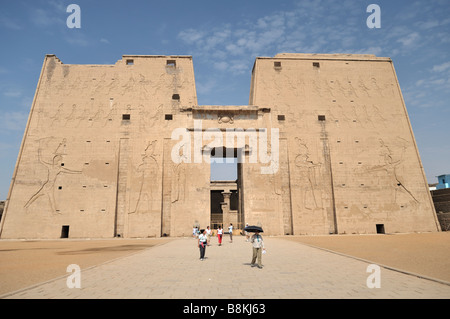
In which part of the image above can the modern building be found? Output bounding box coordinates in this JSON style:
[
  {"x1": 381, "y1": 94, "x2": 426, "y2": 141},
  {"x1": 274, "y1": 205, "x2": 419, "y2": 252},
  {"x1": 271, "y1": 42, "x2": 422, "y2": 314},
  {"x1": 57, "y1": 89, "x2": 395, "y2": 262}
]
[{"x1": 436, "y1": 174, "x2": 450, "y2": 190}]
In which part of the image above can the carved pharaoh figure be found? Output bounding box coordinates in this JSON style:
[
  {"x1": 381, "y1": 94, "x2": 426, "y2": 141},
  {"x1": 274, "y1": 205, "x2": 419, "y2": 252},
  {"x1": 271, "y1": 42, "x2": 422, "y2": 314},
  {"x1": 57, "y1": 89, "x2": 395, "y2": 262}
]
[
  {"x1": 130, "y1": 140, "x2": 159, "y2": 214},
  {"x1": 24, "y1": 139, "x2": 81, "y2": 213},
  {"x1": 293, "y1": 138, "x2": 323, "y2": 210}
]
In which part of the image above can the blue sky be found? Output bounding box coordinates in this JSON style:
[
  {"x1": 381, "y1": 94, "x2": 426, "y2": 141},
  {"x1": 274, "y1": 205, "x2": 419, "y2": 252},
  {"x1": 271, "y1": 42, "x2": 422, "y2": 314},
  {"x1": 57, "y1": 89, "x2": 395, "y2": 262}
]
[{"x1": 0, "y1": 0, "x2": 449, "y2": 198}]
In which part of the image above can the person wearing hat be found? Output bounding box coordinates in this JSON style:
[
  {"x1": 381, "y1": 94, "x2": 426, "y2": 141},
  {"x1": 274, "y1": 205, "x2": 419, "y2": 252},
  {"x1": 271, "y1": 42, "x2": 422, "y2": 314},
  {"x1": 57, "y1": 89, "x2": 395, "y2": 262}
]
[{"x1": 250, "y1": 231, "x2": 265, "y2": 269}]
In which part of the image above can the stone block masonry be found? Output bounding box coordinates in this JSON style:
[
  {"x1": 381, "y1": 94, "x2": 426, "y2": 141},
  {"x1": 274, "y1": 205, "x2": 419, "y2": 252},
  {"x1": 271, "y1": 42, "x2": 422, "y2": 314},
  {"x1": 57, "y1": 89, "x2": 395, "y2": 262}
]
[{"x1": 0, "y1": 53, "x2": 441, "y2": 239}]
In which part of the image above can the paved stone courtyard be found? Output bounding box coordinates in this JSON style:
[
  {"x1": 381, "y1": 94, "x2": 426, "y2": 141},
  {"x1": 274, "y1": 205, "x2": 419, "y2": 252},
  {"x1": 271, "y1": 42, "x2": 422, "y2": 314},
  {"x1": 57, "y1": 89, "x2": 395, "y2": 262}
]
[{"x1": 1, "y1": 235, "x2": 449, "y2": 299}]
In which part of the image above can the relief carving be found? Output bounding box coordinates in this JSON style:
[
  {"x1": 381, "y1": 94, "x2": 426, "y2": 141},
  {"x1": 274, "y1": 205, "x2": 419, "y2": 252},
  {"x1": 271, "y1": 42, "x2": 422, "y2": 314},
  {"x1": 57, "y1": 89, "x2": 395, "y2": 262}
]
[
  {"x1": 130, "y1": 140, "x2": 159, "y2": 214},
  {"x1": 24, "y1": 138, "x2": 82, "y2": 213},
  {"x1": 366, "y1": 138, "x2": 418, "y2": 206},
  {"x1": 293, "y1": 138, "x2": 323, "y2": 210},
  {"x1": 378, "y1": 138, "x2": 418, "y2": 204},
  {"x1": 218, "y1": 113, "x2": 234, "y2": 124},
  {"x1": 171, "y1": 145, "x2": 188, "y2": 203}
]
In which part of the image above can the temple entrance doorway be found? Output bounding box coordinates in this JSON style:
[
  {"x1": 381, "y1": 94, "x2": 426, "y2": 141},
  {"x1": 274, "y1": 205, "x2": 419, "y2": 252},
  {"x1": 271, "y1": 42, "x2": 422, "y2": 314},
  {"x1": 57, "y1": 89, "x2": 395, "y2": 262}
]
[{"x1": 210, "y1": 147, "x2": 242, "y2": 232}]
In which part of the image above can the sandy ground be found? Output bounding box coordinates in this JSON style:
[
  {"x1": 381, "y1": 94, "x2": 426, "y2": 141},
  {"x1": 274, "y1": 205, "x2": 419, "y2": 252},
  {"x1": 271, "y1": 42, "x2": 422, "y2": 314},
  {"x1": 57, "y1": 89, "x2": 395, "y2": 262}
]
[
  {"x1": 281, "y1": 232, "x2": 450, "y2": 283},
  {"x1": 0, "y1": 237, "x2": 173, "y2": 296},
  {"x1": 0, "y1": 232, "x2": 449, "y2": 296}
]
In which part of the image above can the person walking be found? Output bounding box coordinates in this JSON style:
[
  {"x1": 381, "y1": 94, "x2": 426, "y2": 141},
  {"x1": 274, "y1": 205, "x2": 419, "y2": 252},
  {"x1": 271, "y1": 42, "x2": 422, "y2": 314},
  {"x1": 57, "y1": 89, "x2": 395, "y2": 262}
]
[
  {"x1": 198, "y1": 229, "x2": 208, "y2": 260},
  {"x1": 250, "y1": 231, "x2": 265, "y2": 269},
  {"x1": 217, "y1": 226, "x2": 223, "y2": 246},
  {"x1": 228, "y1": 223, "x2": 233, "y2": 243},
  {"x1": 206, "y1": 226, "x2": 212, "y2": 246}
]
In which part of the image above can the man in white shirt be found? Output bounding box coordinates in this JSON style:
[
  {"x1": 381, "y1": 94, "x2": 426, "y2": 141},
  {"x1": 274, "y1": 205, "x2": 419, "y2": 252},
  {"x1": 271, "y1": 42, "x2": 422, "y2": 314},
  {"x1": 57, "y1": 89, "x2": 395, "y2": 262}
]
[
  {"x1": 228, "y1": 223, "x2": 233, "y2": 243},
  {"x1": 250, "y1": 231, "x2": 265, "y2": 269}
]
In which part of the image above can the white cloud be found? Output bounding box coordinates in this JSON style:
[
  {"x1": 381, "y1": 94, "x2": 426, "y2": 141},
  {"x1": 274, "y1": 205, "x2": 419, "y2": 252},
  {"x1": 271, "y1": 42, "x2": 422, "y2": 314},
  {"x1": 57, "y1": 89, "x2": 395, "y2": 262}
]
[
  {"x1": 416, "y1": 20, "x2": 440, "y2": 30},
  {"x1": 47, "y1": 0, "x2": 67, "y2": 13},
  {"x1": 20, "y1": 96, "x2": 33, "y2": 109},
  {"x1": 352, "y1": 47, "x2": 383, "y2": 56},
  {"x1": 100, "y1": 38, "x2": 110, "y2": 44},
  {"x1": 225, "y1": 43, "x2": 245, "y2": 56},
  {"x1": 256, "y1": 12, "x2": 285, "y2": 30},
  {"x1": 31, "y1": 8, "x2": 64, "y2": 27},
  {"x1": 397, "y1": 32, "x2": 421, "y2": 47},
  {"x1": 178, "y1": 28, "x2": 206, "y2": 44},
  {"x1": 431, "y1": 78, "x2": 446, "y2": 85},
  {"x1": 228, "y1": 60, "x2": 250, "y2": 75},
  {"x1": 202, "y1": 29, "x2": 232, "y2": 52},
  {"x1": 0, "y1": 111, "x2": 28, "y2": 131},
  {"x1": 65, "y1": 33, "x2": 89, "y2": 47},
  {"x1": 174, "y1": 0, "x2": 448, "y2": 88},
  {"x1": 176, "y1": 0, "x2": 393, "y2": 72},
  {"x1": 196, "y1": 79, "x2": 217, "y2": 95},
  {"x1": 3, "y1": 90, "x2": 22, "y2": 98},
  {"x1": 432, "y1": 62, "x2": 450, "y2": 73},
  {"x1": 0, "y1": 15, "x2": 23, "y2": 30},
  {"x1": 214, "y1": 61, "x2": 228, "y2": 71}
]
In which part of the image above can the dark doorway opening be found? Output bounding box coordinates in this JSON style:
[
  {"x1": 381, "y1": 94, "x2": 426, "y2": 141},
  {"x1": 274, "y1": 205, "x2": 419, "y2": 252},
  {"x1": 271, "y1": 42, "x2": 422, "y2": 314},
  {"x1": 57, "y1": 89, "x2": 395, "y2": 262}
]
[
  {"x1": 61, "y1": 225, "x2": 70, "y2": 238},
  {"x1": 210, "y1": 190, "x2": 224, "y2": 229},
  {"x1": 376, "y1": 224, "x2": 385, "y2": 234}
]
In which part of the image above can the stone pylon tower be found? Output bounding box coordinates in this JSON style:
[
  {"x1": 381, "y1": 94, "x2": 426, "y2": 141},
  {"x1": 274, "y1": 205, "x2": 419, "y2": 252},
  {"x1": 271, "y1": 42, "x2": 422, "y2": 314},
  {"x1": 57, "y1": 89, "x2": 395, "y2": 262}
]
[{"x1": 0, "y1": 53, "x2": 441, "y2": 239}]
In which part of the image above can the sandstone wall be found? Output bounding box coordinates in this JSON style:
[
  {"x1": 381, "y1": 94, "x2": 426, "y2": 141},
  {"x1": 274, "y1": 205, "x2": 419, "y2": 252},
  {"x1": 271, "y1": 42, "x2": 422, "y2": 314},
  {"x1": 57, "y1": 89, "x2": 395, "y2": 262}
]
[{"x1": 0, "y1": 53, "x2": 440, "y2": 239}]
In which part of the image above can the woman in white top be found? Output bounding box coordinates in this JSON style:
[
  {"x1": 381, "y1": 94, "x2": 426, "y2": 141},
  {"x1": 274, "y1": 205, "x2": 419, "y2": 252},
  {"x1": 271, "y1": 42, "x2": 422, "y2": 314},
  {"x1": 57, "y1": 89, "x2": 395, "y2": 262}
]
[
  {"x1": 198, "y1": 229, "x2": 208, "y2": 260},
  {"x1": 206, "y1": 226, "x2": 212, "y2": 246},
  {"x1": 217, "y1": 226, "x2": 223, "y2": 246}
]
